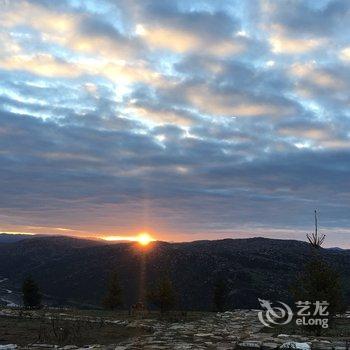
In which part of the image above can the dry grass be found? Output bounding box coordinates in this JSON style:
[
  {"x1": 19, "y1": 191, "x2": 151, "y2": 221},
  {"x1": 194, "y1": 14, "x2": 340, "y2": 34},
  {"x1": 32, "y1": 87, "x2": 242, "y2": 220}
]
[{"x1": 0, "y1": 314, "x2": 146, "y2": 346}]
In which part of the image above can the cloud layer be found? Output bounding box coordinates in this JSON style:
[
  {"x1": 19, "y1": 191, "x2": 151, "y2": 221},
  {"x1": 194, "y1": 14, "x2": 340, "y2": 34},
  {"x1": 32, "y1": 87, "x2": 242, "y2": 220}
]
[{"x1": 0, "y1": 0, "x2": 350, "y2": 246}]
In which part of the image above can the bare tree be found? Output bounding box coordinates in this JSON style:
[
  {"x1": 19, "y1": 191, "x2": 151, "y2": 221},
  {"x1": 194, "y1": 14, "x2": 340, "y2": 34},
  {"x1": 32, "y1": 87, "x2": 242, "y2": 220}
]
[{"x1": 306, "y1": 210, "x2": 326, "y2": 248}]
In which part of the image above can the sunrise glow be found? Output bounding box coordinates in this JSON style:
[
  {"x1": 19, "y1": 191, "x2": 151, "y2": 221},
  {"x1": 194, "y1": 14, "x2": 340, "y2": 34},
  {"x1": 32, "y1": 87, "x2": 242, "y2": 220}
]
[
  {"x1": 101, "y1": 232, "x2": 155, "y2": 245},
  {"x1": 137, "y1": 232, "x2": 154, "y2": 246},
  {"x1": 102, "y1": 235, "x2": 133, "y2": 242}
]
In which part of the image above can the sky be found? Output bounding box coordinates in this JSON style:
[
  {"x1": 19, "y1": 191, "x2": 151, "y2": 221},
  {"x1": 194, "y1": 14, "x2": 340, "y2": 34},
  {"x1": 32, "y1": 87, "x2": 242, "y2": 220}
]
[{"x1": 0, "y1": 0, "x2": 350, "y2": 246}]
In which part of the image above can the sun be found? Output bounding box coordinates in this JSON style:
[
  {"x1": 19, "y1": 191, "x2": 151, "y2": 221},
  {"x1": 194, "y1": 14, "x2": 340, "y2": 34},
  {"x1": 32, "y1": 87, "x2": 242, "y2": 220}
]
[{"x1": 137, "y1": 232, "x2": 154, "y2": 246}]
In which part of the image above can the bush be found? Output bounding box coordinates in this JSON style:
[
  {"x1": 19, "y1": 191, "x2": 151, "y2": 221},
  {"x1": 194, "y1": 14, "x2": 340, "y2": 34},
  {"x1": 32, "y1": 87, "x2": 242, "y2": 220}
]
[
  {"x1": 22, "y1": 276, "x2": 42, "y2": 309},
  {"x1": 213, "y1": 277, "x2": 229, "y2": 312},
  {"x1": 102, "y1": 271, "x2": 123, "y2": 310},
  {"x1": 147, "y1": 275, "x2": 176, "y2": 313}
]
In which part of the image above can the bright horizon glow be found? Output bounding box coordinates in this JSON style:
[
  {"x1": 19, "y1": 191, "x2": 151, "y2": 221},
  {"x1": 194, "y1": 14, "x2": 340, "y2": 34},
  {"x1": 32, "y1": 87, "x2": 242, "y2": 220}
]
[
  {"x1": 101, "y1": 232, "x2": 156, "y2": 245},
  {"x1": 0, "y1": 231, "x2": 35, "y2": 236},
  {"x1": 102, "y1": 235, "x2": 135, "y2": 242}
]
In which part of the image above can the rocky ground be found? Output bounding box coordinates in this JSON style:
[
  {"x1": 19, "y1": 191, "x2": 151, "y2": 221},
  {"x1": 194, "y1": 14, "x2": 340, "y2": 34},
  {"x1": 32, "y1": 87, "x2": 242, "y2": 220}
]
[{"x1": 0, "y1": 309, "x2": 349, "y2": 350}]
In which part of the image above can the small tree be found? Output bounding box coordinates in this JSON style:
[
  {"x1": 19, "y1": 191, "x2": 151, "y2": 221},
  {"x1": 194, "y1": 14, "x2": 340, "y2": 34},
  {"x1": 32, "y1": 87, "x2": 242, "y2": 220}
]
[
  {"x1": 292, "y1": 210, "x2": 344, "y2": 334},
  {"x1": 293, "y1": 257, "x2": 344, "y2": 316},
  {"x1": 148, "y1": 274, "x2": 176, "y2": 313},
  {"x1": 102, "y1": 271, "x2": 123, "y2": 310},
  {"x1": 213, "y1": 277, "x2": 229, "y2": 312},
  {"x1": 22, "y1": 276, "x2": 42, "y2": 309}
]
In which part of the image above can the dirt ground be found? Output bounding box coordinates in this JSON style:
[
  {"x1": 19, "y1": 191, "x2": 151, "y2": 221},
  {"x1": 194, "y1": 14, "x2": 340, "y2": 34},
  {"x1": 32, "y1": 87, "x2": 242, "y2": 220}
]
[
  {"x1": 0, "y1": 315, "x2": 146, "y2": 346},
  {"x1": 0, "y1": 309, "x2": 205, "y2": 346}
]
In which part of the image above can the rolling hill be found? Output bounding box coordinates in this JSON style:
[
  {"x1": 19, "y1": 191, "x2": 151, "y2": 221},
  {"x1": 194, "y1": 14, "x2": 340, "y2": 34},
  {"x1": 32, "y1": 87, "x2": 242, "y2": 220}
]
[{"x1": 0, "y1": 236, "x2": 349, "y2": 310}]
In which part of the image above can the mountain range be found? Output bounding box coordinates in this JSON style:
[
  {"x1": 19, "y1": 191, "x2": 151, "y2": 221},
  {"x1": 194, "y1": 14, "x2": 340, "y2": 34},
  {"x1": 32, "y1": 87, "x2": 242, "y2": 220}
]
[
  {"x1": 0, "y1": 234, "x2": 349, "y2": 310},
  {"x1": 0, "y1": 233, "x2": 37, "y2": 244}
]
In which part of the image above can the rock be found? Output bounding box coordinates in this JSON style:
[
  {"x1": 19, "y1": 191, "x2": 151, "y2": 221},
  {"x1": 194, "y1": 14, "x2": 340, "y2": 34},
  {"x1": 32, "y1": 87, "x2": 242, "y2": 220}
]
[
  {"x1": 280, "y1": 342, "x2": 311, "y2": 350},
  {"x1": 168, "y1": 324, "x2": 185, "y2": 330},
  {"x1": 216, "y1": 343, "x2": 235, "y2": 350},
  {"x1": 211, "y1": 335, "x2": 224, "y2": 341},
  {"x1": 310, "y1": 345, "x2": 332, "y2": 350},
  {"x1": 0, "y1": 309, "x2": 285, "y2": 349},
  {"x1": 173, "y1": 344, "x2": 193, "y2": 349},
  {"x1": 227, "y1": 335, "x2": 238, "y2": 340},
  {"x1": 194, "y1": 333, "x2": 214, "y2": 338},
  {"x1": 296, "y1": 337, "x2": 311, "y2": 343},
  {"x1": 238, "y1": 340, "x2": 262, "y2": 349},
  {"x1": 261, "y1": 342, "x2": 279, "y2": 350}
]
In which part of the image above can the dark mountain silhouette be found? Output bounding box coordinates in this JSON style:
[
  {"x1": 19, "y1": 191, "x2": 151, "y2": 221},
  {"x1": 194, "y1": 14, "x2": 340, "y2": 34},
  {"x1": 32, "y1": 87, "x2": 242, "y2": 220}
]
[
  {"x1": 0, "y1": 236, "x2": 349, "y2": 310},
  {"x1": 0, "y1": 233, "x2": 35, "y2": 244}
]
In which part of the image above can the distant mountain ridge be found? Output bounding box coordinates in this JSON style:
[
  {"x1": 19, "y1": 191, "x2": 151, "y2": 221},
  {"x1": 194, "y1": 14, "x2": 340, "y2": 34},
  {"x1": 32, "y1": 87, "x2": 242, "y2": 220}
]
[
  {"x1": 327, "y1": 247, "x2": 346, "y2": 251},
  {"x1": 0, "y1": 233, "x2": 36, "y2": 244},
  {"x1": 0, "y1": 236, "x2": 349, "y2": 310}
]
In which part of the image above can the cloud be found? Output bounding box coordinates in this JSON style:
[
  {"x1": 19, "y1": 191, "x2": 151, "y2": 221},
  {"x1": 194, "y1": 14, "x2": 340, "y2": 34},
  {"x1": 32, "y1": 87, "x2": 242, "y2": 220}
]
[
  {"x1": 288, "y1": 61, "x2": 350, "y2": 117},
  {"x1": 1, "y1": 0, "x2": 350, "y2": 243},
  {"x1": 260, "y1": 1, "x2": 350, "y2": 56},
  {"x1": 269, "y1": 33, "x2": 324, "y2": 54},
  {"x1": 132, "y1": 3, "x2": 244, "y2": 56},
  {"x1": 141, "y1": 26, "x2": 245, "y2": 56},
  {"x1": 73, "y1": 16, "x2": 144, "y2": 60},
  {"x1": 264, "y1": 0, "x2": 350, "y2": 38},
  {"x1": 340, "y1": 47, "x2": 350, "y2": 62},
  {"x1": 0, "y1": 0, "x2": 160, "y2": 85},
  {"x1": 0, "y1": 0, "x2": 76, "y2": 36},
  {"x1": 183, "y1": 83, "x2": 297, "y2": 118},
  {"x1": 291, "y1": 62, "x2": 345, "y2": 89},
  {"x1": 0, "y1": 54, "x2": 82, "y2": 78},
  {"x1": 125, "y1": 103, "x2": 198, "y2": 126}
]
